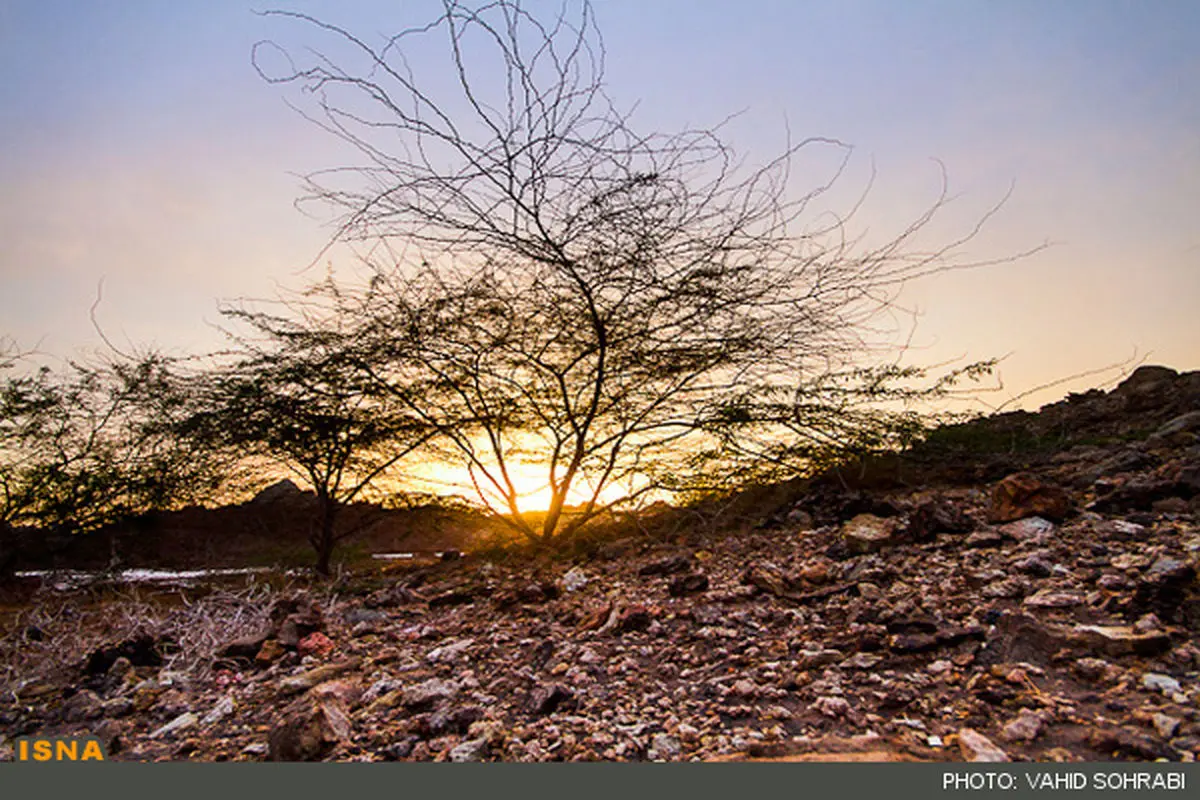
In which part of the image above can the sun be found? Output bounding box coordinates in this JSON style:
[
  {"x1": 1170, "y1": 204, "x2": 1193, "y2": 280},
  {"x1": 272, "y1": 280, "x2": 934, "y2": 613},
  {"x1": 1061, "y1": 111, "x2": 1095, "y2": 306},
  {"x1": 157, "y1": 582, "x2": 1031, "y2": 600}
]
[{"x1": 406, "y1": 457, "x2": 628, "y2": 512}]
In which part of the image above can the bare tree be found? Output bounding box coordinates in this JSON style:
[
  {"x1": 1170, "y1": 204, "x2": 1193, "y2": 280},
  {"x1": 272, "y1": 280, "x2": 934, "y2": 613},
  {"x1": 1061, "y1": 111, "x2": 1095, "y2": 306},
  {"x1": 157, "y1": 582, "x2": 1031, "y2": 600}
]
[{"x1": 255, "y1": 1, "x2": 1039, "y2": 542}]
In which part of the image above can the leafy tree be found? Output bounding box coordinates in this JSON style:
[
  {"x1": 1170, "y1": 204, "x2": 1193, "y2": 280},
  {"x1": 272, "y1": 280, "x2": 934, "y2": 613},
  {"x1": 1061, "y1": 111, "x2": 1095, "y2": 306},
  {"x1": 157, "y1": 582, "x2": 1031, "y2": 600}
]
[
  {"x1": 182, "y1": 291, "x2": 434, "y2": 574},
  {"x1": 0, "y1": 346, "x2": 226, "y2": 572},
  {"x1": 255, "y1": 1, "x2": 1038, "y2": 542}
]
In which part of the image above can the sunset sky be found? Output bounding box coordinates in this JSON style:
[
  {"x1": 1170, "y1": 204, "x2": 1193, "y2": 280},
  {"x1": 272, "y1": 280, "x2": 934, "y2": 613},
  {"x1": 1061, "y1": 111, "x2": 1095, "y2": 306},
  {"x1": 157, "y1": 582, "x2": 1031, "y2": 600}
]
[{"x1": 2, "y1": 0, "x2": 1197, "y2": 417}]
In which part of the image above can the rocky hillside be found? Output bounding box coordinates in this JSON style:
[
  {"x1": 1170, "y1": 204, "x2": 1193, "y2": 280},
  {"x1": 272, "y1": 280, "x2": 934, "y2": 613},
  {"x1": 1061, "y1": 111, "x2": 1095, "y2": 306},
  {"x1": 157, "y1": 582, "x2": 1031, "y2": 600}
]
[{"x1": 1, "y1": 365, "x2": 1197, "y2": 762}]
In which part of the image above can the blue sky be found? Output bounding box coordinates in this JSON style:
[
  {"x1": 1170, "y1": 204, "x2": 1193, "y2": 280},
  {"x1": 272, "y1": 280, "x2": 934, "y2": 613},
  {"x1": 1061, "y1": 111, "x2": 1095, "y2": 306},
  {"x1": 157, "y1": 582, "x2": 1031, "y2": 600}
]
[{"x1": 1, "y1": 0, "x2": 1197, "y2": 409}]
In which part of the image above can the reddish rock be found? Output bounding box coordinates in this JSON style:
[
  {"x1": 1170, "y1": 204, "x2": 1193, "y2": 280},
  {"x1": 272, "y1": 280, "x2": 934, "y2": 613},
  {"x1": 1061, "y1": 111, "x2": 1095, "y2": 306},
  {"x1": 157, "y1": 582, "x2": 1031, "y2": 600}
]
[
  {"x1": 988, "y1": 473, "x2": 1071, "y2": 523},
  {"x1": 255, "y1": 639, "x2": 285, "y2": 666},
  {"x1": 298, "y1": 631, "x2": 335, "y2": 658},
  {"x1": 577, "y1": 602, "x2": 613, "y2": 632}
]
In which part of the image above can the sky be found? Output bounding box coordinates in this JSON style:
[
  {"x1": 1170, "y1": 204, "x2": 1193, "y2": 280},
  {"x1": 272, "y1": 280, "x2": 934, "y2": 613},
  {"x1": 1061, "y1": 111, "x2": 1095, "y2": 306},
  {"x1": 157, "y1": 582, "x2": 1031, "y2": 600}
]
[{"x1": 1, "y1": 0, "x2": 1197, "y2": 419}]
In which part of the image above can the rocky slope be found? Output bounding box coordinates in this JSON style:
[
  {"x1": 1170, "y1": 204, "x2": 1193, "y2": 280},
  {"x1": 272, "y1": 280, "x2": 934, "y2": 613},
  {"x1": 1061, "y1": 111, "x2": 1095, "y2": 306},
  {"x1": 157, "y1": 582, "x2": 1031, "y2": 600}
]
[{"x1": 1, "y1": 365, "x2": 1198, "y2": 762}]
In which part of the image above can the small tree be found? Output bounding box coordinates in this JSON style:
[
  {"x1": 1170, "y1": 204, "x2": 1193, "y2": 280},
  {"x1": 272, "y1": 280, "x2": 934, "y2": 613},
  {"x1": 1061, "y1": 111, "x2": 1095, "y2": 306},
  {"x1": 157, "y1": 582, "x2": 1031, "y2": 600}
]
[
  {"x1": 256, "y1": 1, "x2": 1039, "y2": 541},
  {"x1": 0, "y1": 346, "x2": 226, "y2": 570},
  {"x1": 183, "y1": 291, "x2": 434, "y2": 574}
]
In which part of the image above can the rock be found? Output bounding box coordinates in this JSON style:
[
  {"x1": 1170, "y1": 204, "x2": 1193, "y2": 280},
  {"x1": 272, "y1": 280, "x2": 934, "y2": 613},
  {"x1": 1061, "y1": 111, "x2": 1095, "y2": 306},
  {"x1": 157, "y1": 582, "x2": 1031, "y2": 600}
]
[
  {"x1": 1000, "y1": 709, "x2": 1044, "y2": 743},
  {"x1": 270, "y1": 596, "x2": 324, "y2": 648},
  {"x1": 1133, "y1": 612, "x2": 1164, "y2": 633},
  {"x1": 1087, "y1": 727, "x2": 1175, "y2": 760},
  {"x1": 841, "y1": 514, "x2": 898, "y2": 554},
  {"x1": 812, "y1": 696, "x2": 850, "y2": 718},
  {"x1": 560, "y1": 567, "x2": 589, "y2": 592},
  {"x1": 268, "y1": 692, "x2": 351, "y2": 761},
  {"x1": 1071, "y1": 625, "x2": 1171, "y2": 656},
  {"x1": 1152, "y1": 713, "x2": 1182, "y2": 739},
  {"x1": 278, "y1": 658, "x2": 362, "y2": 696},
  {"x1": 841, "y1": 652, "x2": 883, "y2": 670},
  {"x1": 965, "y1": 530, "x2": 1005, "y2": 549},
  {"x1": 220, "y1": 632, "x2": 272, "y2": 661},
  {"x1": 998, "y1": 516, "x2": 1054, "y2": 541},
  {"x1": 403, "y1": 678, "x2": 459, "y2": 710},
  {"x1": 427, "y1": 705, "x2": 485, "y2": 735},
  {"x1": 796, "y1": 649, "x2": 844, "y2": 668},
  {"x1": 1141, "y1": 673, "x2": 1182, "y2": 695},
  {"x1": 639, "y1": 555, "x2": 692, "y2": 576},
  {"x1": 149, "y1": 711, "x2": 198, "y2": 739},
  {"x1": 888, "y1": 624, "x2": 984, "y2": 654},
  {"x1": 647, "y1": 733, "x2": 681, "y2": 761},
  {"x1": 343, "y1": 607, "x2": 388, "y2": 626},
  {"x1": 529, "y1": 683, "x2": 573, "y2": 715},
  {"x1": 742, "y1": 563, "x2": 789, "y2": 596},
  {"x1": 989, "y1": 473, "x2": 1070, "y2": 523},
  {"x1": 1073, "y1": 657, "x2": 1115, "y2": 682},
  {"x1": 449, "y1": 737, "x2": 490, "y2": 762},
  {"x1": 957, "y1": 728, "x2": 1010, "y2": 762},
  {"x1": 1023, "y1": 588, "x2": 1085, "y2": 608},
  {"x1": 1151, "y1": 410, "x2": 1200, "y2": 439},
  {"x1": 297, "y1": 632, "x2": 335, "y2": 659},
  {"x1": 242, "y1": 742, "x2": 269, "y2": 757},
  {"x1": 201, "y1": 695, "x2": 236, "y2": 726},
  {"x1": 427, "y1": 638, "x2": 475, "y2": 664},
  {"x1": 667, "y1": 572, "x2": 709, "y2": 597},
  {"x1": 62, "y1": 689, "x2": 104, "y2": 722},
  {"x1": 577, "y1": 602, "x2": 614, "y2": 632},
  {"x1": 906, "y1": 498, "x2": 975, "y2": 539},
  {"x1": 1013, "y1": 555, "x2": 1054, "y2": 578},
  {"x1": 615, "y1": 605, "x2": 652, "y2": 633},
  {"x1": 428, "y1": 587, "x2": 478, "y2": 608},
  {"x1": 255, "y1": 639, "x2": 286, "y2": 666},
  {"x1": 101, "y1": 697, "x2": 134, "y2": 718}
]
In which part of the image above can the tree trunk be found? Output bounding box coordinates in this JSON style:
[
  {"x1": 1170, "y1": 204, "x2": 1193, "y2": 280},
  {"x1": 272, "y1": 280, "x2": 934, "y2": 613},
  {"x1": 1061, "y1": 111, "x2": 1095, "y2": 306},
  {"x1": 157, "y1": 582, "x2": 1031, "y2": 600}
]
[{"x1": 313, "y1": 494, "x2": 339, "y2": 576}]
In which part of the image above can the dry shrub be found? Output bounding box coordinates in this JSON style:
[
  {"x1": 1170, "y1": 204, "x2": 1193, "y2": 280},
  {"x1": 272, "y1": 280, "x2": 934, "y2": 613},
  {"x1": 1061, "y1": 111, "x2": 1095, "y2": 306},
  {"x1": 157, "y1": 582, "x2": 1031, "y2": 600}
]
[{"x1": 0, "y1": 578, "x2": 339, "y2": 701}]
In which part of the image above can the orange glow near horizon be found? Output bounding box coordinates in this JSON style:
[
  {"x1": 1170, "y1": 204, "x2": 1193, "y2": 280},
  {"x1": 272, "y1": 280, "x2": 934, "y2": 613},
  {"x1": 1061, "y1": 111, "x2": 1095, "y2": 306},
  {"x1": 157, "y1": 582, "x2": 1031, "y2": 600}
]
[{"x1": 405, "y1": 457, "x2": 634, "y2": 514}]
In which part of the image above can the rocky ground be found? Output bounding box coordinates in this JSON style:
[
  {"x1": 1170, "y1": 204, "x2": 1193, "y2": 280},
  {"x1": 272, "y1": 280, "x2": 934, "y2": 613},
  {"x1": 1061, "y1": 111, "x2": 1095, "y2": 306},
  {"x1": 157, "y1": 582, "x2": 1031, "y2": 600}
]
[{"x1": 1, "y1": 365, "x2": 1198, "y2": 762}]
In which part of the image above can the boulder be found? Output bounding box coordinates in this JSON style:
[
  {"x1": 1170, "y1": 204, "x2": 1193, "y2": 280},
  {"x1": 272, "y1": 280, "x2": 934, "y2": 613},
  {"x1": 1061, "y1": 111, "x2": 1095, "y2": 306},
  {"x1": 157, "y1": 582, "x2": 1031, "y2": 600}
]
[
  {"x1": 268, "y1": 691, "x2": 351, "y2": 761},
  {"x1": 841, "y1": 514, "x2": 898, "y2": 554},
  {"x1": 988, "y1": 473, "x2": 1070, "y2": 523}
]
